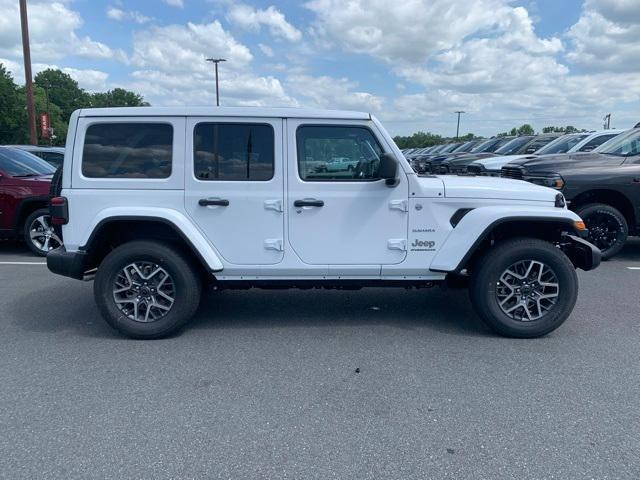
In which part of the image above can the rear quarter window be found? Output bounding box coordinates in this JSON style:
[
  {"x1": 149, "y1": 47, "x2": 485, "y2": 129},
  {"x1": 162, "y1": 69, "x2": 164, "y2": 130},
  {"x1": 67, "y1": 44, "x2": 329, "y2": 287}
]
[{"x1": 82, "y1": 123, "x2": 173, "y2": 178}]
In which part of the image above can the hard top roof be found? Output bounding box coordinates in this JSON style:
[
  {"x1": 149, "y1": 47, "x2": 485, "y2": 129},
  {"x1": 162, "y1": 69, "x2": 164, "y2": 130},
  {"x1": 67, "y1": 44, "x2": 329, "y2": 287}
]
[{"x1": 77, "y1": 106, "x2": 371, "y2": 120}]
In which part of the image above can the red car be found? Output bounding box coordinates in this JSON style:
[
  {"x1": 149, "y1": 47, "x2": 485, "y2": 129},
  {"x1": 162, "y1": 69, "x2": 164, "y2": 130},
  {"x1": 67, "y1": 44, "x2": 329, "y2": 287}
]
[{"x1": 0, "y1": 146, "x2": 61, "y2": 256}]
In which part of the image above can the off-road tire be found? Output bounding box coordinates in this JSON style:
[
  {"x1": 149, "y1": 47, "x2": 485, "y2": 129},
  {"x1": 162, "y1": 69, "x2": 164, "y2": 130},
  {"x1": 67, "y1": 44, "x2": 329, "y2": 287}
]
[
  {"x1": 470, "y1": 237, "x2": 578, "y2": 338},
  {"x1": 94, "y1": 241, "x2": 202, "y2": 339},
  {"x1": 575, "y1": 203, "x2": 627, "y2": 260}
]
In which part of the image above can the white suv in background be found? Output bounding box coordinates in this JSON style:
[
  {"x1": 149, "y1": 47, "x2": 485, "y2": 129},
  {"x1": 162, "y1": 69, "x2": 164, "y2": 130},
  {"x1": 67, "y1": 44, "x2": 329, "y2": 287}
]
[{"x1": 48, "y1": 107, "x2": 599, "y2": 339}]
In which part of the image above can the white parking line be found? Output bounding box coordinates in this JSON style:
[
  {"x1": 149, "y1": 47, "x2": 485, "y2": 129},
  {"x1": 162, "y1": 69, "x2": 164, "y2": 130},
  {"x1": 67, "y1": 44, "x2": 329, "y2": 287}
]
[
  {"x1": 0, "y1": 261, "x2": 47, "y2": 265},
  {"x1": 627, "y1": 267, "x2": 640, "y2": 270}
]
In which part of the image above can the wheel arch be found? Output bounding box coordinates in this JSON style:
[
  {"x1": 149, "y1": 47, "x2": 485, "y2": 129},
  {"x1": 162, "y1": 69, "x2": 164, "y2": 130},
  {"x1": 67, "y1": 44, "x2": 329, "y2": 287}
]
[
  {"x1": 431, "y1": 213, "x2": 583, "y2": 274},
  {"x1": 14, "y1": 196, "x2": 50, "y2": 232},
  {"x1": 80, "y1": 215, "x2": 223, "y2": 277},
  {"x1": 570, "y1": 189, "x2": 636, "y2": 228}
]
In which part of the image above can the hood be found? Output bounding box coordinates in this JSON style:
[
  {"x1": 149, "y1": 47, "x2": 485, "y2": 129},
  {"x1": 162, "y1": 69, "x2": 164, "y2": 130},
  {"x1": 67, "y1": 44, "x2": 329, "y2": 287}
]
[
  {"x1": 20, "y1": 174, "x2": 53, "y2": 182},
  {"x1": 473, "y1": 154, "x2": 538, "y2": 170},
  {"x1": 427, "y1": 175, "x2": 559, "y2": 203},
  {"x1": 443, "y1": 152, "x2": 496, "y2": 166},
  {"x1": 507, "y1": 152, "x2": 624, "y2": 172}
]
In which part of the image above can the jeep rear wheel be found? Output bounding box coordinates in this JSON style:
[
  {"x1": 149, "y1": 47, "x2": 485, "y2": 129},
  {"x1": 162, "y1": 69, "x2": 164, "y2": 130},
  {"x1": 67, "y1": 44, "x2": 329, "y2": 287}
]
[
  {"x1": 470, "y1": 238, "x2": 578, "y2": 338},
  {"x1": 576, "y1": 203, "x2": 627, "y2": 260},
  {"x1": 94, "y1": 241, "x2": 201, "y2": 339}
]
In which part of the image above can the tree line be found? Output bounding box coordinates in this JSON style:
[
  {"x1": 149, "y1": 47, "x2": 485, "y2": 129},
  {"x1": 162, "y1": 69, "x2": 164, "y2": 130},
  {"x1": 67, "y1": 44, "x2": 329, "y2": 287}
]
[
  {"x1": 394, "y1": 124, "x2": 586, "y2": 149},
  {"x1": 0, "y1": 63, "x2": 149, "y2": 146}
]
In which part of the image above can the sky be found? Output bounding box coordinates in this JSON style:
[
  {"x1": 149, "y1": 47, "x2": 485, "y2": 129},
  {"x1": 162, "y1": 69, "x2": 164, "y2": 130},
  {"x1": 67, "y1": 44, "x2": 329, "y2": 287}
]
[{"x1": 0, "y1": 0, "x2": 638, "y2": 137}]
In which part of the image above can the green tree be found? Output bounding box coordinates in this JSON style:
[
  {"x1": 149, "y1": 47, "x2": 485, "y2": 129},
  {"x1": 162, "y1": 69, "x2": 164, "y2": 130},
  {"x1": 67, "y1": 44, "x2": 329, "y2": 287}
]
[
  {"x1": 517, "y1": 124, "x2": 534, "y2": 135},
  {"x1": 0, "y1": 64, "x2": 27, "y2": 143},
  {"x1": 393, "y1": 131, "x2": 444, "y2": 149},
  {"x1": 34, "y1": 69, "x2": 88, "y2": 122},
  {"x1": 89, "y1": 88, "x2": 150, "y2": 108}
]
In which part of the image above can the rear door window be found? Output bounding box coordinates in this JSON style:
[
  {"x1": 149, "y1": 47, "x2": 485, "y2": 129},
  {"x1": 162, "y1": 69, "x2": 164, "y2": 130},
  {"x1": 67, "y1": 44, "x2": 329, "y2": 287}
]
[
  {"x1": 82, "y1": 123, "x2": 173, "y2": 178},
  {"x1": 193, "y1": 123, "x2": 274, "y2": 181}
]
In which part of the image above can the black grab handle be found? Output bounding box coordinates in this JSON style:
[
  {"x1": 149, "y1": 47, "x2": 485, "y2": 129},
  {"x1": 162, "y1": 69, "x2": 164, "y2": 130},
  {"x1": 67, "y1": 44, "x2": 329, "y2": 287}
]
[
  {"x1": 294, "y1": 199, "x2": 324, "y2": 207},
  {"x1": 199, "y1": 198, "x2": 230, "y2": 207}
]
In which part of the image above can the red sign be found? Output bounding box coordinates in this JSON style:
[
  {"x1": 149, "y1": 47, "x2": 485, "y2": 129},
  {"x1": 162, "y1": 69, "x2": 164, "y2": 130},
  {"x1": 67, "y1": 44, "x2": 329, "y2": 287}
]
[{"x1": 40, "y1": 112, "x2": 50, "y2": 139}]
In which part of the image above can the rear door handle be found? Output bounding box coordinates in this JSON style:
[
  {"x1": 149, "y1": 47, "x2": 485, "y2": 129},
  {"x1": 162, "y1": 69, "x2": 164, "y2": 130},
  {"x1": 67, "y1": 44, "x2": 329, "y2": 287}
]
[
  {"x1": 199, "y1": 198, "x2": 229, "y2": 207},
  {"x1": 294, "y1": 199, "x2": 324, "y2": 207}
]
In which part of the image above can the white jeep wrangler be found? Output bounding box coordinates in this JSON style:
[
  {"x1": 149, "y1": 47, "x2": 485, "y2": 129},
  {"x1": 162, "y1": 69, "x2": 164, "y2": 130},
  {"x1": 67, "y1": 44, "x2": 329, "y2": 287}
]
[{"x1": 47, "y1": 107, "x2": 600, "y2": 339}]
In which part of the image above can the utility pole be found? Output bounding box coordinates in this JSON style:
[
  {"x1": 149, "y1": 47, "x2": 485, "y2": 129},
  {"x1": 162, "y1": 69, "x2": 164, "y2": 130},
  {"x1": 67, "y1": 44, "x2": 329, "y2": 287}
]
[
  {"x1": 19, "y1": 0, "x2": 37, "y2": 145},
  {"x1": 603, "y1": 113, "x2": 611, "y2": 130},
  {"x1": 206, "y1": 58, "x2": 226, "y2": 106},
  {"x1": 455, "y1": 111, "x2": 465, "y2": 139}
]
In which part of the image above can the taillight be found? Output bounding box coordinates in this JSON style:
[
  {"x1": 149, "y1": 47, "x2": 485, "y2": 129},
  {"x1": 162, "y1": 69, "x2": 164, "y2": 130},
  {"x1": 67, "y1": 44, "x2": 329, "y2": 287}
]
[{"x1": 50, "y1": 196, "x2": 69, "y2": 225}]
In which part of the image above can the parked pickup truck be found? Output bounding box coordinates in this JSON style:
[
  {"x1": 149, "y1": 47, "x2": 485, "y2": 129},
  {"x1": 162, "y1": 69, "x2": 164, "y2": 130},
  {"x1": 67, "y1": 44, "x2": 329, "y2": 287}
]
[
  {"x1": 501, "y1": 126, "x2": 640, "y2": 259},
  {"x1": 47, "y1": 107, "x2": 600, "y2": 339}
]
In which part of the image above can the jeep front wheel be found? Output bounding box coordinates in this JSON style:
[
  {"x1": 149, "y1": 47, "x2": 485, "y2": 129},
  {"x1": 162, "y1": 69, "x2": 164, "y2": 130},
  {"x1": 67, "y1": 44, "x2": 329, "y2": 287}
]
[
  {"x1": 94, "y1": 241, "x2": 202, "y2": 339},
  {"x1": 469, "y1": 238, "x2": 578, "y2": 338}
]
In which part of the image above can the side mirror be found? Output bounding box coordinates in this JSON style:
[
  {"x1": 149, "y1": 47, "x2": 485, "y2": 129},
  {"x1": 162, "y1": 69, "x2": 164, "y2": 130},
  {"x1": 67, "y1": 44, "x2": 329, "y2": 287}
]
[{"x1": 379, "y1": 153, "x2": 399, "y2": 187}]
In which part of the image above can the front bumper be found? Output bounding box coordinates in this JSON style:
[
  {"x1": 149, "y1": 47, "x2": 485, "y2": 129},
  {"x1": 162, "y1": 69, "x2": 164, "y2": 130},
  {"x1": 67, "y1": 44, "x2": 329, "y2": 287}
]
[
  {"x1": 561, "y1": 234, "x2": 601, "y2": 271},
  {"x1": 47, "y1": 246, "x2": 89, "y2": 280}
]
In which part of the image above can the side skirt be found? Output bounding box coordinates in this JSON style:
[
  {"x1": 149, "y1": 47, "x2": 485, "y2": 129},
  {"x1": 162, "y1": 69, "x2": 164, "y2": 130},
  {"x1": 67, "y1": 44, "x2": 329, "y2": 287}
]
[{"x1": 212, "y1": 279, "x2": 440, "y2": 291}]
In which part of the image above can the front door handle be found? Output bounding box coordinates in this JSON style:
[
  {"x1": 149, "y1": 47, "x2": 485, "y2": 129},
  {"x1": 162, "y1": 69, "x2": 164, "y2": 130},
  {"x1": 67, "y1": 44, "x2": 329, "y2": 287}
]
[
  {"x1": 294, "y1": 199, "x2": 324, "y2": 207},
  {"x1": 199, "y1": 198, "x2": 229, "y2": 207}
]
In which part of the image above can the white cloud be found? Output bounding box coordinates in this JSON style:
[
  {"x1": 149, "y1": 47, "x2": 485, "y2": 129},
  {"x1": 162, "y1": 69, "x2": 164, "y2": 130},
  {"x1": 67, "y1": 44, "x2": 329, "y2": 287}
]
[
  {"x1": 584, "y1": 0, "x2": 640, "y2": 24},
  {"x1": 107, "y1": 7, "x2": 152, "y2": 24},
  {"x1": 305, "y1": 0, "x2": 507, "y2": 64},
  {"x1": 106, "y1": 7, "x2": 125, "y2": 21},
  {"x1": 131, "y1": 21, "x2": 253, "y2": 72},
  {"x1": 258, "y1": 43, "x2": 275, "y2": 57},
  {"x1": 126, "y1": 21, "x2": 297, "y2": 107},
  {"x1": 227, "y1": 4, "x2": 302, "y2": 42},
  {"x1": 566, "y1": 4, "x2": 640, "y2": 73},
  {"x1": 164, "y1": 0, "x2": 184, "y2": 7},
  {"x1": 0, "y1": 0, "x2": 125, "y2": 62},
  {"x1": 286, "y1": 74, "x2": 383, "y2": 112},
  {"x1": 1, "y1": 58, "x2": 109, "y2": 92}
]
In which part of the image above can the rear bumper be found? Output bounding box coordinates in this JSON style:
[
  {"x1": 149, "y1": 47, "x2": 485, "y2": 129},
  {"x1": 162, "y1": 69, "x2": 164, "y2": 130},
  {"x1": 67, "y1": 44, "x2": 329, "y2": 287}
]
[
  {"x1": 562, "y1": 234, "x2": 601, "y2": 271},
  {"x1": 47, "y1": 246, "x2": 88, "y2": 280}
]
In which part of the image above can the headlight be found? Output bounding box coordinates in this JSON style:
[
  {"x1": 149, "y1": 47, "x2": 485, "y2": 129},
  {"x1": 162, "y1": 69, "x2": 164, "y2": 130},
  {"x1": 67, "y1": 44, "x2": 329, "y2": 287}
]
[{"x1": 524, "y1": 174, "x2": 565, "y2": 190}]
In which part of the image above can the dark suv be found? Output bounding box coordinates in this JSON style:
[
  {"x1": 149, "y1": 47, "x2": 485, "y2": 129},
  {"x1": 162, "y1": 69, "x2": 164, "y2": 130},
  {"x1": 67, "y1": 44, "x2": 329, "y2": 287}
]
[
  {"x1": 501, "y1": 127, "x2": 640, "y2": 259},
  {"x1": 0, "y1": 147, "x2": 60, "y2": 256}
]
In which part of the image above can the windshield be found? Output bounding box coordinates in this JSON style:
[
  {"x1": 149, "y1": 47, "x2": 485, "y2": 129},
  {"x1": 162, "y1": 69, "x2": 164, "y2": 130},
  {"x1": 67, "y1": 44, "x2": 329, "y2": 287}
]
[
  {"x1": 536, "y1": 134, "x2": 589, "y2": 155},
  {"x1": 452, "y1": 141, "x2": 476, "y2": 153},
  {"x1": 441, "y1": 143, "x2": 461, "y2": 153},
  {"x1": 471, "y1": 138, "x2": 497, "y2": 153},
  {"x1": 596, "y1": 129, "x2": 640, "y2": 156},
  {"x1": 494, "y1": 136, "x2": 533, "y2": 155},
  {"x1": 0, "y1": 148, "x2": 56, "y2": 177}
]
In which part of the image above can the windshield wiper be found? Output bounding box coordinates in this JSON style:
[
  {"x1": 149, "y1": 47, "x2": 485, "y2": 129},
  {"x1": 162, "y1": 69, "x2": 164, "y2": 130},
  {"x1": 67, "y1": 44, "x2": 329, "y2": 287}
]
[{"x1": 12, "y1": 173, "x2": 44, "y2": 177}]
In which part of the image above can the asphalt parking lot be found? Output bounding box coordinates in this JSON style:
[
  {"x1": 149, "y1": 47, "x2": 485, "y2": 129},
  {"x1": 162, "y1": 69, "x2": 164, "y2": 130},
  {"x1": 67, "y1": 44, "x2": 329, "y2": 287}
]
[{"x1": 1, "y1": 240, "x2": 639, "y2": 479}]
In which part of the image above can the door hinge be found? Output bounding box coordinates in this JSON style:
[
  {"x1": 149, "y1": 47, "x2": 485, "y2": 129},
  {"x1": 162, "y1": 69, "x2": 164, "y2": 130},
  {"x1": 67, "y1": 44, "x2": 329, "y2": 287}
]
[
  {"x1": 389, "y1": 199, "x2": 408, "y2": 212},
  {"x1": 387, "y1": 239, "x2": 407, "y2": 251},
  {"x1": 264, "y1": 199, "x2": 283, "y2": 212},
  {"x1": 264, "y1": 239, "x2": 284, "y2": 251}
]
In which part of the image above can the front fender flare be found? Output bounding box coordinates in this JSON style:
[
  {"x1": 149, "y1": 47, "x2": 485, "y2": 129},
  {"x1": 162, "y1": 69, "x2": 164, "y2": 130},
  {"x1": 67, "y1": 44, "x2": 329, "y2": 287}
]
[{"x1": 429, "y1": 206, "x2": 582, "y2": 273}]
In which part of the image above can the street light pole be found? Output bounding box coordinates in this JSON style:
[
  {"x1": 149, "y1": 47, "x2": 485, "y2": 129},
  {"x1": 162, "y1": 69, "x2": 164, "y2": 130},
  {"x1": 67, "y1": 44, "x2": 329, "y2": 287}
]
[
  {"x1": 206, "y1": 58, "x2": 226, "y2": 106},
  {"x1": 455, "y1": 111, "x2": 465, "y2": 139},
  {"x1": 19, "y1": 0, "x2": 37, "y2": 145}
]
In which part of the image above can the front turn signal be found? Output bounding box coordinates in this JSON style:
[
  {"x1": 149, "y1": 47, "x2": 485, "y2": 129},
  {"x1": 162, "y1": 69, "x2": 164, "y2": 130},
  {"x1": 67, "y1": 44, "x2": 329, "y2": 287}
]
[{"x1": 574, "y1": 220, "x2": 586, "y2": 231}]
